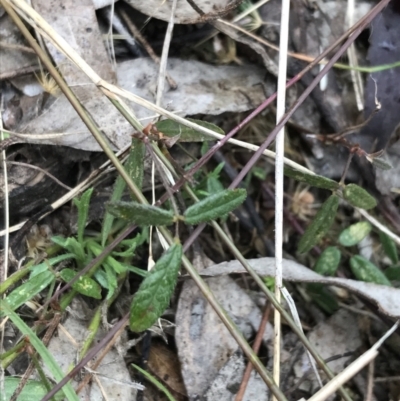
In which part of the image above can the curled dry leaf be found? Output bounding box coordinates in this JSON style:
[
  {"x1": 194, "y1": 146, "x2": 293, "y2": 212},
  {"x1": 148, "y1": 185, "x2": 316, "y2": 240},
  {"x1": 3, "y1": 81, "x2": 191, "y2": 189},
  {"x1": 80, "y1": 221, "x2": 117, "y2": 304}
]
[
  {"x1": 147, "y1": 342, "x2": 187, "y2": 398},
  {"x1": 200, "y1": 257, "x2": 400, "y2": 318}
]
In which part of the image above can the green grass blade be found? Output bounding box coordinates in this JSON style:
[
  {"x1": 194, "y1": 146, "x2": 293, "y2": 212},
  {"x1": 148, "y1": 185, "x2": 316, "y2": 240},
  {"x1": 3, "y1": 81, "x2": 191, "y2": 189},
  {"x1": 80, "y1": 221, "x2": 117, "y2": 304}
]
[
  {"x1": 0, "y1": 300, "x2": 79, "y2": 401},
  {"x1": 131, "y1": 364, "x2": 177, "y2": 401}
]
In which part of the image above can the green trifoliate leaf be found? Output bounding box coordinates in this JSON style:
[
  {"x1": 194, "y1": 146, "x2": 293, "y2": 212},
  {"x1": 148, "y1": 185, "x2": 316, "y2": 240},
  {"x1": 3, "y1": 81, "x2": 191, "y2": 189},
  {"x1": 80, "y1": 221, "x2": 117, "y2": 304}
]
[
  {"x1": 107, "y1": 201, "x2": 175, "y2": 226},
  {"x1": 339, "y1": 221, "x2": 371, "y2": 247},
  {"x1": 343, "y1": 184, "x2": 377, "y2": 210},
  {"x1": 298, "y1": 194, "x2": 339, "y2": 254},
  {"x1": 155, "y1": 118, "x2": 224, "y2": 142},
  {"x1": 1, "y1": 270, "x2": 55, "y2": 316},
  {"x1": 284, "y1": 167, "x2": 339, "y2": 190},
  {"x1": 130, "y1": 243, "x2": 182, "y2": 332},
  {"x1": 379, "y1": 231, "x2": 398, "y2": 264},
  {"x1": 314, "y1": 246, "x2": 341, "y2": 276},
  {"x1": 184, "y1": 189, "x2": 247, "y2": 225},
  {"x1": 59, "y1": 268, "x2": 102, "y2": 299},
  {"x1": 350, "y1": 255, "x2": 391, "y2": 286}
]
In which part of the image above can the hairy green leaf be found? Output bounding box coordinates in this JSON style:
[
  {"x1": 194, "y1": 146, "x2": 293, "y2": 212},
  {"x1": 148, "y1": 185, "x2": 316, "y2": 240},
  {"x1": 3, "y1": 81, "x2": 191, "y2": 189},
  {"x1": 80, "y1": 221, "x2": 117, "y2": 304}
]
[
  {"x1": 350, "y1": 255, "x2": 391, "y2": 286},
  {"x1": 73, "y1": 188, "x2": 93, "y2": 244},
  {"x1": 155, "y1": 118, "x2": 224, "y2": 142},
  {"x1": 130, "y1": 243, "x2": 182, "y2": 332},
  {"x1": 101, "y1": 138, "x2": 145, "y2": 246},
  {"x1": 339, "y1": 221, "x2": 371, "y2": 247},
  {"x1": 107, "y1": 201, "x2": 175, "y2": 226},
  {"x1": 184, "y1": 189, "x2": 247, "y2": 225},
  {"x1": 284, "y1": 167, "x2": 339, "y2": 190},
  {"x1": 343, "y1": 184, "x2": 377, "y2": 210},
  {"x1": 379, "y1": 231, "x2": 398, "y2": 264},
  {"x1": 314, "y1": 246, "x2": 341, "y2": 276},
  {"x1": 59, "y1": 268, "x2": 102, "y2": 299},
  {"x1": 298, "y1": 195, "x2": 339, "y2": 253},
  {"x1": 1, "y1": 270, "x2": 54, "y2": 316}
]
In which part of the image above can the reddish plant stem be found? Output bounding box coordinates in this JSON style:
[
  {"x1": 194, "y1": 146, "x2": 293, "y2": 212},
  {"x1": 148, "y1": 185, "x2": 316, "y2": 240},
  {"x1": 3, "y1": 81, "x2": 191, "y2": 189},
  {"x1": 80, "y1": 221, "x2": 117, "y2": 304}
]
[{"x1": 235, "y1": 302, "x2": 272, "y2": 401}]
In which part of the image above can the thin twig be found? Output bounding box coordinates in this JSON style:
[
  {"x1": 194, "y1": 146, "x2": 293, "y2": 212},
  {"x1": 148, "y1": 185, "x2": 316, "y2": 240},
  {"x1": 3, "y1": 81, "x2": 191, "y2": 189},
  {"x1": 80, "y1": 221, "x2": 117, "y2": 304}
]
[
  {"x1": 40, "y1": 313, "x2": 129, "y2": 401},
  {"x1": 118, "y1": 9, "x2": 177, "y2": 89},
  {"x1": 75, "y1": 318, "x2": 129, "y2": 395},
  {"x1": 156, "y1": 0, "x2": 177, "y2": 107},
  {"x1": 0, "y1": 87, "x2": 9, "y2": 401},
  {"x1": 346, "y1": 0, "x2": 364, "y2": 111},
  {"x1": 185, "y1": 0, "x2": 244, "y2": 23},
  {"x1": 273, "y1": 0, "x2": 290, "y2": 396},
  {"x1": 6, "y1": 161, "x2": 72, "y2": 191},
  {"x1": 308, "y1": 320, "x2": 399, "y2": 401},
  {"x1": 235, "y1": 302, "x2": 271, "y2": 401},
  {"x1": 365, "y1": 359, "x2": 374, "y2": 401}
]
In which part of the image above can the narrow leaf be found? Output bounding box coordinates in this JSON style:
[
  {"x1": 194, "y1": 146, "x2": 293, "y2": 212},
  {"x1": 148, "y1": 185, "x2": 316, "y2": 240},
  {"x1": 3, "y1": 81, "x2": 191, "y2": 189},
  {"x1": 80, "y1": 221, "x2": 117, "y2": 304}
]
[
  {"x1": 131, "y1": 364, "x2": 176, "y2": 401},
  {"x1": 73, "y1": 188, "x2": 93, "y2": 244},
  {"x1": 101, "y1": 139, "x2": 145, "y2": 246},
  {"x1": 59, "y1": 268, "x2": 101, "y2": 299},
  {"x1": 155, "y1": 118, "x2": 224, "y2": 142},
  {"x1": 350, "y1": 255, "x2": 391, "y2": 286},
  {"x1": 184, "y1": 189, "x2": 247, "y2": 225},
  {"x1": 1, "y1": 301, "x2": 80, "y2": 401},
  {"x1": 298, "y1": 195, "x2": 339, "y2": 253},
  {"x1": 379, "y1": 231, "x2": 398, "y2": 264},
  {"x1": 314, "y1": 246, "x2": 341, "y2": 276},
  {"x1": 103, "y1": 263, "x2": 118, "y2": 299},
  {"x1": 1, "y1": 270, "x2": 54, "y2": 316},
  {"x1": 284, "y1": 167, "x2": 339, "y2": 190},
  {"x1": 51, "y1": 236, "x2": 86, "y2": 266},
  {"x1": 339, "y1": 221, "x2": 371, "y2": 247},
  {"x1": 371, "y1": 157, "x2": 392, "y2": 170},
  {"x1": 343, "y1": 184, "x2": 377, "y2": 210},
  {"x1": 207, "y1": 176, "x2": 224, "y2": 194},
  {"x1": 130, "y1": 243, "x2": 182, "y2": 332},
  {"x1": 107, "y1": 201, "x2": 174, "y2": 226}
]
